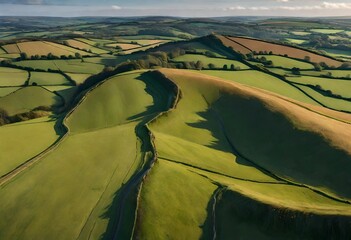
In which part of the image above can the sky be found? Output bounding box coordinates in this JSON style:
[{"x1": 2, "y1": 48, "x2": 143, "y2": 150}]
[{"x1": 0, "y1": 0, "x2": 350, "y2": 17}]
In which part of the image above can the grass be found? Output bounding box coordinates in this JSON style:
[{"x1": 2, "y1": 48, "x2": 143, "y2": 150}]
[
  {"x1": 14, "y1": 59, "x2": 104, "y2": 74},
  {"x1": 173, "y1": 54, "x2": 250, "y2": 69},
  {"x1": 157, "y1": 69, "x2": 351, "y2": 201},
  {"x1": 310, "y1": 29, "x2": 344, "y2": 34},
  {"x1": 136, "y1": 160, "x2": 217, "y2": 240},
  {"x1": 66, "y1": 73, "x2": 91, "y2": 84},
  {"x1": 106, "y1": 43, "x2": 140, "y2": 50},
  {"x1": 300, "y1": 70, "x2": 351, "y2": 78},
  {"x1": 0, "y1": 117, "x2": 59, "y2": 177},
  {"x1": 0, "y1": 70, "x2": 171, "y2": 240},
  {"x1": 0, "y1": 87, "x2": 21, "y2": 97},
  {"x1": 2, "y1": 43, "x2": 20, "y2": 54},
  {"x1": 320, "y1": 48, "x2": 351, "y2": 59},
  {"x1": 198, "y1": 70, "x2": 319, "y2": 105},
  {"x1": 2, "y1": 41, "x2": 91, "y2": 57},
  {"x1": 285, "y1": 38, "x2": 307, "y2": 45},
  {"x1": 66, "y1": 70, "x2": 158, "y2": 133},
  {"x1": 291, "y1": 31, "x2": 311, "y2": 36},
  {"x1": 257, "y1": 55, "x2": 314, "y2": 69},
  {"x1": 0, "y1": 67, "x2": 28, "y2": 87},
  {"x1": 216, "y1": 187, "x2": 351, "y2": 240},
  {"x1": 228, "y1": 36, "x2": 342, "y2": 67},
  {"x1": 29, "y1": 72, "x2": 71, "y2": 86},
  {"x1": 66, "y1": 39, "x2": 109, "y2": 54},
  {"x1": 287, "y1": 75, "x2": 351, "y2": 98},
  {"x1": 0, "y1": 86, "x2": 62, "y2": 115},
  {"x1": 294, "y1": 84, "x2": 351, "y2": 112},
  {"x1": 17, "y1": 41, "x2": 91, "y2": 57},
  {"x1": 43, "y1": 86, "x2": 77, "y2": 103}
]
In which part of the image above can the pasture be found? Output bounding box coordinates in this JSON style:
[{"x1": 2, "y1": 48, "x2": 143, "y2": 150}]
[{"x1": 173, "y1": 54, "x2": 250, "y2": 69}]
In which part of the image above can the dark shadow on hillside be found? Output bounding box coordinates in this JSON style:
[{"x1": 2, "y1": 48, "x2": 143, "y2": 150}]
[
  {"x1": 185, "y1": 97, "x2": 253, "y2": 167},
  {"x1": 99, "y1": 71, "x2": 176, "y2": 240}
]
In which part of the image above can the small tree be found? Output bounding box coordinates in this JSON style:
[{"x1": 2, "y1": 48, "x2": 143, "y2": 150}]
[
  {"x1": 292, "y1": 67, "x2": 301, "y2": 75},
  {"x1": 304, "y1": 56, "x2": 311, "y2": 62},
  {"x1": 223, "y1": 64, "x2": 228, "y2": 70},
  {"x1": 208, "y1": 63, "x2": 215, "y2": 69},
  {"x1": 75, "y1": 53, "x2": 82, "y2": 59},
  {"x1": 230, "y1": 64, "x2": 235, "y2": 70},
  {"x1": 20, "y1": 52, "x2": 28, "y2": 60},
  {"x1": 195, "y1": 61, "x2": 204, "y2": 70}
]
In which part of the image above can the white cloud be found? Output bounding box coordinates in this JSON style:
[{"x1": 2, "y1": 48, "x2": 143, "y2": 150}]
[
  {"x1": 321, "y1": 2, "x2": 351, "y2": 9},
  {"x1": 225, "y1": 2, "x2": 351, "y2": 11},
  {"x1": 111, "y1": 5, "x2": 121, "y2": 10},
  {"x1": 276, "y1": 0, "x2": 289, "y2": 2}
]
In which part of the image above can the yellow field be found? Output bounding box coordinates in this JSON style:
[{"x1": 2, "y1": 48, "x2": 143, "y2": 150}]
[{"x1": 5, "y1": 41, "x2": 93, "y2": 57}]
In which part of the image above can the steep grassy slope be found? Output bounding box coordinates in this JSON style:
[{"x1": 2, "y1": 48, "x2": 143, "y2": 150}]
[
  {"x1": 133, "y1": 68, "x2": 351, "y2": 239},
  {"x1": 0, "y1": 70, "x2": 173, "y2": 240},
  {"x1": 198, "y1": 70, "x2": 319, "y2": 105}
]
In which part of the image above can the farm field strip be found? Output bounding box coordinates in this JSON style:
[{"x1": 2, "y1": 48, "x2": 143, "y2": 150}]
[
  {"x1": 257, "y1": 55, "x2": 315, "y2": 69},
  {"x1": 287, "y1": 75, "x2": 351, "y2": 98},
  {"x1": 173, "y1": 54, "x2": 250, "y2": 69},
  {"x1": 294, "y1": 84, "x2": 351, "y2": 113},
  {"x1": 228, "y1": 36, "x2": 343, "y2": 67}
]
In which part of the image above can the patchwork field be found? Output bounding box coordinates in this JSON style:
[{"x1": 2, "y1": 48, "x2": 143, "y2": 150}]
[
  {"x1": 173, "y1": 54, "x2": 250, "y2": 69},
  {"x1": 1, "y1": 18, "x2": 351, "y2": 239},
  {"x1": 29, "y1": 72, "x2": 71, "y2": 86},
  {"x1": 66, "y1": 39, "x2": 109, "y2": 54},
  {"x1": 257, "y1": 55, "x2": 315, "y2": 69},
  {"x1": 14, "y1": 59, "x2": 104, "y2": 74},
  {"x1": 287, "y1": 75, "x2": 351, "y2": 98},
  {"x1": 0, "y1": 67, "x2": 28, "y2": 87},
  {"x1": 2, "y1": 41, "x2": 92, "y2": 57},
  {"x1": 225, "y1": 36, "x2": 343, "y2": 67}
]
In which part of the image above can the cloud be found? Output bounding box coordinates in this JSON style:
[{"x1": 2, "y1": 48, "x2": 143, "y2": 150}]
[
  {"x1": 111, "y1": 5, "x2": 121, "y2": 10},
  {"x1": 276, "y1": 0, "x2": 289, "y2": 2},
  {"x1": 225, "y1": 1, "x2": 351, "y2": 11},
  {"x1": 0, "y1": 0, "x2": 45, "y2": 4}
]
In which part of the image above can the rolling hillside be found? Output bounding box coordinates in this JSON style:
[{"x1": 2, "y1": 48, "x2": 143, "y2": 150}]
[{"x1": 0, "y1": 19, "x2": 351, "y2": 240}]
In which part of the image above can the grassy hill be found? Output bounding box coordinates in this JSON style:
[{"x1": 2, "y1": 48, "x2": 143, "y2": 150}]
[{"x1": 0, "y1": 19, "x2": 351, "y2": 239}]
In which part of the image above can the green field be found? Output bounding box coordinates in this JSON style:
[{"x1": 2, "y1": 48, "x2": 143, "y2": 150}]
[
  {"x1": 257, "y1": 55, "x2": 315, "y2": 69},
  {"x1": 135, "y1": 68, "x2": 351, "y2": 238},
  {"x1": 0, "y1": 117, "x2": 59, "y2": 177},
  {"x1": 14, "y1": 59, "x2": 104, "y2": 74},
  {"x1": 300, "y1": 70, "x2": 351, "y2": 78},
  {"x1": 0, "y1": 70, "x2": 174, "y2": 240},
  {"x1": 173, "y1": 54, "x2": 250, "y2": 69},
  {"x1": 291, "y1": 31, "x2": 311, "y2": 36},
  {"x1": 0, "y1": 87, "x2": 21, "y2": 97},
  {"x1": 66, "y1": 73, "x2": 91, "y2": 84},
  {"x1": 288, "y1": 76, "x2": 351, "y2": 98},
  {"x1": 29, "y1": 72, "x2": 71, "y2": 86},
  {"x1": 285, "y1": 38, "x2": 307, "y2": 44},
  {"x1": 310, "y1": 29, "x2": 344, "y2": 34},
  {"x1": 1, "y1": 19, "x2": 351, "y2": 239},
  {"x1": 199, "y1": 70, "x2": 319, "y2": 105},
  {"x1": 0, "y1": 86, "x2": 62, "y2": 115},
  {"x1": 295, "y1": 84, "x2": 351, "y2": 112},
  {"x1": 0, "y1": 67, "x2": 28, "y2": 87}
]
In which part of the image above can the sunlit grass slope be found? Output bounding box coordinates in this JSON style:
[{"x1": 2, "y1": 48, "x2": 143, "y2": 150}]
[
  {"x1": 0, "y1": 86, "x2": 62, "y2": 115},
  {"x1": 0, "y1": 70, "x2": 171, "y2": 240}
]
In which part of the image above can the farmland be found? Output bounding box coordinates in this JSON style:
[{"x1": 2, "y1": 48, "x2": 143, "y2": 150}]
[{"x1": 0, "y1": 16, "x2": 351, "y2": 240}]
